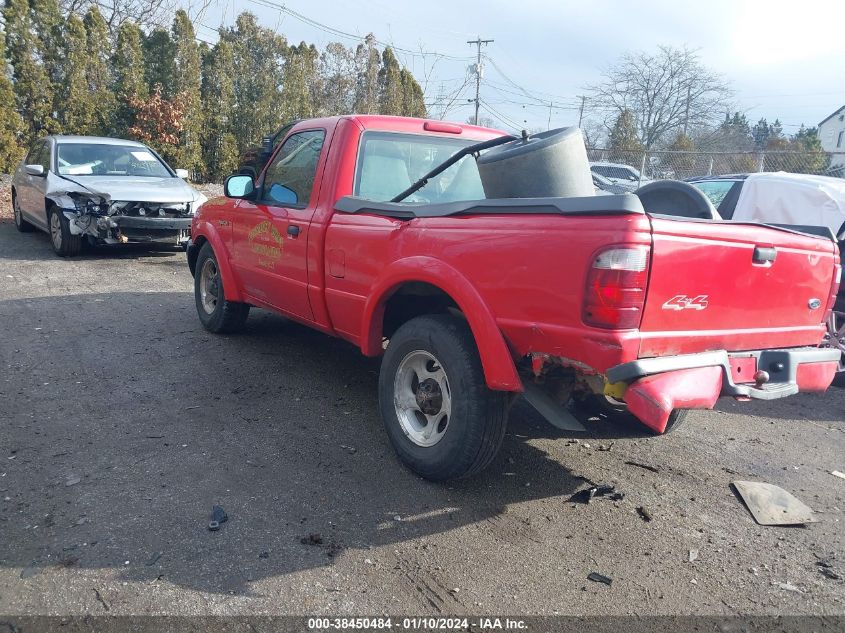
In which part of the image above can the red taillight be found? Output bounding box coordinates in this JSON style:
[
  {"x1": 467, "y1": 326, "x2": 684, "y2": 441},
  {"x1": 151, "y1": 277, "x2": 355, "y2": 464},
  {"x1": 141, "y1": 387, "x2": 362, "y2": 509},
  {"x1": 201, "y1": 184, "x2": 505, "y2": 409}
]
[{"x1": 583, "y1": 246, "x2": 650, "y2": 329}]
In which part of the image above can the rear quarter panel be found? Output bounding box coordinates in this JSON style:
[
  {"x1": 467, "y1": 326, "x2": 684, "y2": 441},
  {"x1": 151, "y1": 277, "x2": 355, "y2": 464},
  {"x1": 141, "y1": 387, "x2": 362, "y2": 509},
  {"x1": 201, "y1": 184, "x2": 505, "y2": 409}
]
[{"x1": 324, "y1": 212, "x2": 653, "y2": 374}]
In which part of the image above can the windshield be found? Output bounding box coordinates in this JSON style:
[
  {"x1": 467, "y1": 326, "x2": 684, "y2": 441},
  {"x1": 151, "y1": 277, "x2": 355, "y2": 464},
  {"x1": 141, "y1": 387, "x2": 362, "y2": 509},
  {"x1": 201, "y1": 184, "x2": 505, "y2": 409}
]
[
  {"x1": 354, "y1": 132, "x2": 485, "y2": 203},
  {"x1": 56, "y1": 143, "x2": 173, "y2": 177}
]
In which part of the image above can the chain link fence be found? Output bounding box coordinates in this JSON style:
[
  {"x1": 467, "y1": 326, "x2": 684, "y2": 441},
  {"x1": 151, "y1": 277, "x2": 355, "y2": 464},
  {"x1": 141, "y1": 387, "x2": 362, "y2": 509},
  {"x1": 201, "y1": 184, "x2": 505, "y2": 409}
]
[{"x1": 586, "y1": 148, "x2": 845, "y2": 186}]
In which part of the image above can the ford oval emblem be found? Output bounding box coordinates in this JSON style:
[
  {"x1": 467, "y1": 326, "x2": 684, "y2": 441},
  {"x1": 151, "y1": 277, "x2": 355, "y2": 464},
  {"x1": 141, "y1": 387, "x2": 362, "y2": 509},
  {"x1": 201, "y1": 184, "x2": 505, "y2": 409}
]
[{"x1": 808, "y1": 298, "x2": 822, "y2": 310}]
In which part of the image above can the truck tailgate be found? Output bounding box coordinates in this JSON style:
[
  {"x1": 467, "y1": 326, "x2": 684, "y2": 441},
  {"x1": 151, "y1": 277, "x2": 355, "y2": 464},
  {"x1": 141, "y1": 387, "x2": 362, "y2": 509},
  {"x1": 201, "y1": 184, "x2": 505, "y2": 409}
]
[{"x1": 639, "y1": 217, "x2": 838, "y2": 357}]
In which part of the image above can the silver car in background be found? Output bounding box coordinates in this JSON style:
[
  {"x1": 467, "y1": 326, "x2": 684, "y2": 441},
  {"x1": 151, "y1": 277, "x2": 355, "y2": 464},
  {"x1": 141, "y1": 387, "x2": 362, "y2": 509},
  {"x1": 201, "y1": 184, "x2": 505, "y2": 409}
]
[{"x1": 11, "y1": 136, "x2": 208, "y2": 256}]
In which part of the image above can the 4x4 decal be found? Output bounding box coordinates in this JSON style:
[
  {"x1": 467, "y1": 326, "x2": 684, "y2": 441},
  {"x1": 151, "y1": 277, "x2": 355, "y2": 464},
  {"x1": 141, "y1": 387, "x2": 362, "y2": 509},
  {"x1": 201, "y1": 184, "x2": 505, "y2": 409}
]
[{"x1": 662, "y1": 295, "x2": 709, "y2": 311}]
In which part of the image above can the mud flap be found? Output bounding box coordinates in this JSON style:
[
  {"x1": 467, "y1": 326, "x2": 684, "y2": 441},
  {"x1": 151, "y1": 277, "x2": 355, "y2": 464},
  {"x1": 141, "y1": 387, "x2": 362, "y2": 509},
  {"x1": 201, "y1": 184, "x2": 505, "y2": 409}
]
[
  {"x1": 521, "y1": 380, "x2": 587, "y2": 432},
  {"x1": 624, "y1": 366, "x2": 723, "y2": 434}
]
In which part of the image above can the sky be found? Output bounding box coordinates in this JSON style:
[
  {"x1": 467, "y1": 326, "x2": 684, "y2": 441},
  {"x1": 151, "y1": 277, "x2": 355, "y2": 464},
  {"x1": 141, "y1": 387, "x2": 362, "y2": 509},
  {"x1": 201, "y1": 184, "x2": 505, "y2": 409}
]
[{"x1": 193, "y1": 0, "x2": 845, "y2": 137}]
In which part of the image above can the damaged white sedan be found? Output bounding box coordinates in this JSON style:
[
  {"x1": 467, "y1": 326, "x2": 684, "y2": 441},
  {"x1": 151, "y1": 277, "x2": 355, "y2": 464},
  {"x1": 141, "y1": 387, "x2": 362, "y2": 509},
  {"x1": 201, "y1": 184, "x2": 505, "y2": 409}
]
[{"x1": 11, "y1": 135, "x2": 208, "y2": 256}]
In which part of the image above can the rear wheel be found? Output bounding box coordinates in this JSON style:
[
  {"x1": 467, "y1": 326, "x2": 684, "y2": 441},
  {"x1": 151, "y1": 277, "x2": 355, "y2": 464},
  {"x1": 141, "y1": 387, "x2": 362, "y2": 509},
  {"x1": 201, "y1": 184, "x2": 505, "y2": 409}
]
[
  {"x1": 379, "y1": 314, "x2": 509, "y2": 481},
  {"x1": 575, "y1": 393, "x2": 688, "y2": 434},
  {"x1": 12, "y1": 192, "x2": 35, "y2": 232},
  {"x1": 48, "y1": 206, "x2": 82, "y2": 257},
  {"x1": 194, "y1": 242, "x2": 250, "y2": 333}
]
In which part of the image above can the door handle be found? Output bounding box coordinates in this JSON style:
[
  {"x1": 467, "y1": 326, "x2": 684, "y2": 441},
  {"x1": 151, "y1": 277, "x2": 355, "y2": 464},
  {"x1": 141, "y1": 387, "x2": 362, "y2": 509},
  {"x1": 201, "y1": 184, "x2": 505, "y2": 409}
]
[
  {"x1": 287, "y1": 225, "x2": 300, "y2": 237},
  {"x1": 753, "y1": 246, "x2": 777, "y2": 264}
]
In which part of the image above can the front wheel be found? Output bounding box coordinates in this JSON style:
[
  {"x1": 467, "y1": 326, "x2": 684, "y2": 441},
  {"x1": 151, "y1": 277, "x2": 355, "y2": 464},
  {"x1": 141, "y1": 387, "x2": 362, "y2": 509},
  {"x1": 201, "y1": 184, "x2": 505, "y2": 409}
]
[
  {"x1": 378, "y1": 314, "x2": 509, "y2": 481},
  {"x1": 194, "y1": 243, "x2": 250, "y2": 333},
  {"x1": 575, "y1": 394, "x2": 688, "y2": 434},
  {"x1": 48, "y1": 207, "x2": 82, "y2": 257}
]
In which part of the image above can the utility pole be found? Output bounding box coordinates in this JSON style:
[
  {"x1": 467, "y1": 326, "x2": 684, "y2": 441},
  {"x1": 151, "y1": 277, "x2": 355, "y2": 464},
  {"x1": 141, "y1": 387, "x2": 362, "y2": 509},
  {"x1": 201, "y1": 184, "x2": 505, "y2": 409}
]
[
  {"x1": 577, "y1": 95, "x2": 586, "y2": 128},
  {"x1": 467, "y1": 36, "x2": 493, "y2": 125},
  {"x1": 547, "y1": 102, "x2": 553, "y2": 130}
]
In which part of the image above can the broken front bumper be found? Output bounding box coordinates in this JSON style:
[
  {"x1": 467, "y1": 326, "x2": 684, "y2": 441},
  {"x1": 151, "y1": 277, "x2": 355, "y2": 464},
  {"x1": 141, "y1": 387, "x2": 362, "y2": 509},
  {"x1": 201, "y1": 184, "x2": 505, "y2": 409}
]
[
  {"x1": 104, "y1": 216, "x2": 191, "y2": 244},
  {"x1": 606, "y1": 347, "x2": 840, "y2": 433}
]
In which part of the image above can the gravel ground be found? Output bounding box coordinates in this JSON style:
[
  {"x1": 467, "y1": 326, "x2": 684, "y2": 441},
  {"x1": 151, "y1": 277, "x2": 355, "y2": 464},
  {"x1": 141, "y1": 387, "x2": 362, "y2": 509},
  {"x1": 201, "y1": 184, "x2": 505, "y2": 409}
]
[{"x1": 0, "y1": 197, "x2": 843, "y2": 618}]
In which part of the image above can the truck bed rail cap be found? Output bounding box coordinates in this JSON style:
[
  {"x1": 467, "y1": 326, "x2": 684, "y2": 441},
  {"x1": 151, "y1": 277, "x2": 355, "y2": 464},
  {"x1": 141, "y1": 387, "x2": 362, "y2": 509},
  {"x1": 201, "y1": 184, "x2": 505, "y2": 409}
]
[{"x1": 334, "y1": 194, "x2": 644, "y2": 220}]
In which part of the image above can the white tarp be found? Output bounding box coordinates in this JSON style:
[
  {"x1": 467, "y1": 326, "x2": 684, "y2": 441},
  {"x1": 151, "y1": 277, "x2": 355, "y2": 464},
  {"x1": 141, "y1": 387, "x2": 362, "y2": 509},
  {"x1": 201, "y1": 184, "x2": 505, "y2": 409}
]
[{"x1": 732, "y1": 172, "x2": 845, "y2": 238}]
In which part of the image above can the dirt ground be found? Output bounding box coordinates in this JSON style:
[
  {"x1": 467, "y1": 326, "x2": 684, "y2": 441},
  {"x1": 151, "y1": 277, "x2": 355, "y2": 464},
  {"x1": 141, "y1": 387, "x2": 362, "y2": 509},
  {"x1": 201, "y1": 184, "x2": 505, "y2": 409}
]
[{"x1": 0, "y1": 187, "x2": 843, "y2": 618}]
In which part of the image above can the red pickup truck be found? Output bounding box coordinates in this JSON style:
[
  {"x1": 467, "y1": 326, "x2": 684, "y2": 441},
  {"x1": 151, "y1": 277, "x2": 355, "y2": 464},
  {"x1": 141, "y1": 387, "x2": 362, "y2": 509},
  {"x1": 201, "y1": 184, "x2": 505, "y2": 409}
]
[{"x1": 187, "y1": 115, "x2": 841, "y2": 481}]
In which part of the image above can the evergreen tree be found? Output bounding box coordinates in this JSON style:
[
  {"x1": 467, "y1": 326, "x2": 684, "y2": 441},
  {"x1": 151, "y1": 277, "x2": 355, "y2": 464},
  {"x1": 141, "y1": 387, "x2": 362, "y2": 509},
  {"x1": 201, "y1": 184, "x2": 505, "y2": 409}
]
[
  {"x1": 59, "y1": 14, "x2": 91, "y2": 133},
  {"x1": 283, "y1": 42, "x2": 319, "y2": 119},
  {"x1": 318, "y1": 42, "x2": 355, "y2": 116},
  {"x1": 667, "y1": 131, "x2": 695, "y2": 174},
  {"x1": 399, "y1": 68, "x2": 426, "y2": 117},
  {"x1": 354, "y1": 34, "x2": 379, "y2": 114},
  {"x1": 0, "y1": 24, "x2": 25, "y2": 170},
  {"x1": 31, "y1": 0, "x2": 63, "y2": 117},
  {"x1": 3, "y1": 0, "x2": 58, "y2": 141},
  {"x1": 752, "y1": 117, "x2": 770, "y2": 149},
  {"x1": 171, "y1": 9, "x2": 202, "y2": 173},
  {"x1": 224, "y1": 12, "x2": 287, "y2": 151},
  {"x1": 112, "y1": 20, "x2": 147, "y2": 137},
  {"x1": 200, "y1": 39, "x2": 239, "y2": 181},
  {"x1": 83, "y1": 7, "x2": 115, "y2": 135},
  {"x1": 143, "y1": 28, "x2": 175, "y2": 96},
  {"x1": 608, "y1": 109, "x2": 643, "y2": 153},
  {"x1": 377, "y1": 46, "x2": 402, "y2": 115}
]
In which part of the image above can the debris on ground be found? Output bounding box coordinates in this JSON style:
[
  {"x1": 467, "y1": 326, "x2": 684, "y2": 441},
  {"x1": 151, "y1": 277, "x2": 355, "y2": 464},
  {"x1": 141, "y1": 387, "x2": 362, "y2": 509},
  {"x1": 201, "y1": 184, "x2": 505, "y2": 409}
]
[
  {"x1": 624, "y1": 461, "x2": 660, "y2": 473},
  {"x1": 65, "y1": 474, "x2": 81, "y2": 486},
  {"x1": 776, "y1": 581, "x2": 803, "y2": 593},
  {"x1": 636, "y1": 506, "x2": 653, "y2": 522},
  {"x1": 569, "y1": 484, "x2": 622, "y2": 504},
  {"x1": 688, "y1": 549, "x2": 699, "y2": 563},
  {"x1": 208, "y1": 505, "x2": 229, "y2": 531},
  {"x1": 587, "y1": 572, "x2": 612, "y2": 586},
  {"x1": 259, "y1": 551, "x2": 269, "y2": 559},
  {"x1": 301, "y1": 533, "x2": 324, "y2": 546},
  {"x1": 732, "y1": 481, "x2": 816, "y2": 526},
  {"x1": 816, "y1": 554, "x2": 841, "y2": 580},
  {"x1": 831, "y1": 470, "x2": 845, "y2": 481}
]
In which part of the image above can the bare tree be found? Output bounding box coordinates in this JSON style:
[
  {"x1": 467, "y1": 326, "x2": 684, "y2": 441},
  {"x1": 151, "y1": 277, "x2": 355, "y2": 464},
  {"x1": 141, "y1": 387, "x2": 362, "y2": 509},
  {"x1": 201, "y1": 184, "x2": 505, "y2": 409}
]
[
  {"x1": 60, "y1": 0, "x2": 177, "y2": 32},
  {"x1": 587, "y1": 45, "x2": 732, "y2": 149}
]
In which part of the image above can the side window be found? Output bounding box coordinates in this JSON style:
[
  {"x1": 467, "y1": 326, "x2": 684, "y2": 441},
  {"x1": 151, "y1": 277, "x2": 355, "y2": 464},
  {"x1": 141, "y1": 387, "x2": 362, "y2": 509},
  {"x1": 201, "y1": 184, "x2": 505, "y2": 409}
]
[
  {"x1": 38, "y1": 141, "x2": 51, "y2": 171},
  {"x1": 261, "y1": 130, "x2": 325, "y2": 207},
  {"x1": 25, "y1": 142, "x2": 42, "y2": 164},
  {"x1": 694, "y1": 180, "x2": 734, "y2": 208}
]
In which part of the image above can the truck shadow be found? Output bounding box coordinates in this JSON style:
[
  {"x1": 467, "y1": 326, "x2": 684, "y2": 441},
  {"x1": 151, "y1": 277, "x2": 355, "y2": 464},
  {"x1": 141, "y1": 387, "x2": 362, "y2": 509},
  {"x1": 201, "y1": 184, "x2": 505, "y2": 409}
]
[{"x1": 0, "y1": 291, "x2": 596, "y2": 595}]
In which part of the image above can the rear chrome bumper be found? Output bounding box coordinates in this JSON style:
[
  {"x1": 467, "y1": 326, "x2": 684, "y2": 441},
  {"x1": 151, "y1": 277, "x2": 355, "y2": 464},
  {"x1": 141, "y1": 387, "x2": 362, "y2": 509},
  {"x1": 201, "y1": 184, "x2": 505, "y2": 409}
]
[
  {"x1": 607, "y1": 347, "x2": 840, "y2": 433},
  {"x1": 607, "y1": 347, "x2": 840, "y2": 400}
]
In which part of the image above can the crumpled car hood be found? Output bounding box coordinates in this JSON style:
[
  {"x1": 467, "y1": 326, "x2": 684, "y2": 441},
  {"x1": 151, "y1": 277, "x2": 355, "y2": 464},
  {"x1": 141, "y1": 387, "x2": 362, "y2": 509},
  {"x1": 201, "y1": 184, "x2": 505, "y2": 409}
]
[{"x1": 58, "y1": 176, "x2": 204, "y2": 204}]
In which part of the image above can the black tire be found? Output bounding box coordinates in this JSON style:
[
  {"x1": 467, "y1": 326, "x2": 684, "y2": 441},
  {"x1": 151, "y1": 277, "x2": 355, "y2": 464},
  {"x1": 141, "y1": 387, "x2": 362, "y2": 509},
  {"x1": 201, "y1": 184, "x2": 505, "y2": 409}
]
[
  {"x1": 12, "y1": 191, "x2": 35, "y2": 233},
  {"x1": 48, "y1": 206, "x2": 82, "y2": 257},
  {"x1": 575, "y1": 394, "x2": 688, "y2": 434},
  {"x1": 378, "y1": 314, "x2": 509, "y2": 481},
  {"x1": 194, "y1": 242, "x2": 249, "y2": 333}
]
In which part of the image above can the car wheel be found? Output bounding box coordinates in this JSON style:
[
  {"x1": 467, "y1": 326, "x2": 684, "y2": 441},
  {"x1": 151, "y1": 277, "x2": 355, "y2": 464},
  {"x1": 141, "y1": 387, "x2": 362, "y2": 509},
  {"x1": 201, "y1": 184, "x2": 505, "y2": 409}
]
[
  {"x1": 575, "y1": 393, "x2": 688, "y2": 434},
  {"x1": 48, "y1": 206, "x2": 82, "y2": 257},
  {"x1": 378, "y1": 314, "x2": 509, "y2": 481},
  {"x1": 12, "y1": 192, "x2": 35, "y2": 233},
  {"x1": 194, "y1": 242, "x2": 250, "y2": 333}
]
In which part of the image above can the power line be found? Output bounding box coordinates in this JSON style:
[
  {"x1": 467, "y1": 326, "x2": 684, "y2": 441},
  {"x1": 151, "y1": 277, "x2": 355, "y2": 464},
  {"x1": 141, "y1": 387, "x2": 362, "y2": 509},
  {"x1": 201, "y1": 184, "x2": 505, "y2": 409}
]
[{"x1": 243, "y1": 0, "x2": 475, "y2": 61}]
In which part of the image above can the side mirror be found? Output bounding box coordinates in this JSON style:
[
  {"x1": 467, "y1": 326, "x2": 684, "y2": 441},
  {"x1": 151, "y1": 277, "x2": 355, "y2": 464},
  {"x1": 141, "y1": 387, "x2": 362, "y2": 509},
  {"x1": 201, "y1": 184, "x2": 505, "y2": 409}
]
[
  {"x1": 224, "y1": 174, "x2": 255, "y2": 199},
  {"x1": 175, "y1": 168, "x2": 190, "y2": 179},
  {"x1": 25, "y1": 164, "x2": 45, "y2": 177}
]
